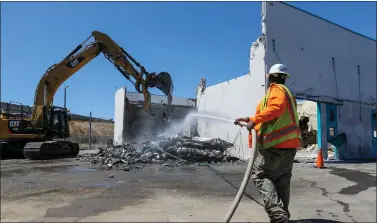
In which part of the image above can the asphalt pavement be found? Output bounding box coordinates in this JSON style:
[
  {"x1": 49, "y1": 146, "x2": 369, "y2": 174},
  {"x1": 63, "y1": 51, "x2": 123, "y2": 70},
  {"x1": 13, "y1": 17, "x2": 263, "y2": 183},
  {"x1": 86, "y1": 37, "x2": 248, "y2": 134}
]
[{"x1": 1, "y1": 157, "x2": 375, "y2": 222}]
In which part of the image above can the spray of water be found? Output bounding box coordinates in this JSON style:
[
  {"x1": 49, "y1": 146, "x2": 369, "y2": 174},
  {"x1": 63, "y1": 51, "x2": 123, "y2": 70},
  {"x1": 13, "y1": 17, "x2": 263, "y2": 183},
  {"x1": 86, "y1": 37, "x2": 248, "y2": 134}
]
[
  {"x1": 159, "y1": 111, "x2": 234, "y2": 136},
  {"x1": 186, "y1": 112, "x2": 234, "y2": 124}
]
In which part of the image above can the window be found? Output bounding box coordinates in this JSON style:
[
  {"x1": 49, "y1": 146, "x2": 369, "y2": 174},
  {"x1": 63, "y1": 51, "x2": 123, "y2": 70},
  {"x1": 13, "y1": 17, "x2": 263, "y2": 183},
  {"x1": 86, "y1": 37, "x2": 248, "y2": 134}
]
[{"x1": 53, "y1": 113, "x2": 59, "y2": 127}]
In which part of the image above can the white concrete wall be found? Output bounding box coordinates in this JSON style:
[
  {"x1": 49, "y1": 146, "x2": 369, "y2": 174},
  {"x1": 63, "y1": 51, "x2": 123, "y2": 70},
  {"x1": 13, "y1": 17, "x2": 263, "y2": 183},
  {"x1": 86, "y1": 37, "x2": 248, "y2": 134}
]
[
  {"x1": 113, "y1": 88, "x2": 126, "y2": 146},
  {"x1": 126, "y1": 91, "x2": 196, "y2": 107},
  {"x1": 196, "y1": 37, "x2": 266, "y2": 160},
  {"x1": 264, "y1": 2, "x2": 376, "y2": 104}
]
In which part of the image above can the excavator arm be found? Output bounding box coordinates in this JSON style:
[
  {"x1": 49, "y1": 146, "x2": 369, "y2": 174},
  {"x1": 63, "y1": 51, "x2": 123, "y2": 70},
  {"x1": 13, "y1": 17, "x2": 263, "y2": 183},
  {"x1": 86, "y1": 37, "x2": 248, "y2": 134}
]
[{"x1": 31, "y1": 31, "x2": 173, "y2": 127}]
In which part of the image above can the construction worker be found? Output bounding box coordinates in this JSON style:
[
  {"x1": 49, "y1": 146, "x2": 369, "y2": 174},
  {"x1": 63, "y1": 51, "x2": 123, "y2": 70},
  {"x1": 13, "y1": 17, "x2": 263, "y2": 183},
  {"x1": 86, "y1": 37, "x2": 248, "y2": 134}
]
[{"x1": 234, "y1": 64, "x2": 301, "y2": 223}]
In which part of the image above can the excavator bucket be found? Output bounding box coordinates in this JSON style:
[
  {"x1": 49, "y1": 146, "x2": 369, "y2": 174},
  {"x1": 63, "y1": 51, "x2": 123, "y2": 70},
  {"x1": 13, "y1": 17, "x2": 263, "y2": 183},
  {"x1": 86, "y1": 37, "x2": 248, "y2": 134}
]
[{"x1": 155, "y1": 72, "x2": 173, "y2": 96}]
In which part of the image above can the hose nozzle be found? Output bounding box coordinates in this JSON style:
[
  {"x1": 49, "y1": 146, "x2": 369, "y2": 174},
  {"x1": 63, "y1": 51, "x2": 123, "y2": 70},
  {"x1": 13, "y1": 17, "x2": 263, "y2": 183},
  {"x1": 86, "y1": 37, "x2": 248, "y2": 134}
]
[{"x1": 238, "y1": 121, "x2": 248, "y2": 127}]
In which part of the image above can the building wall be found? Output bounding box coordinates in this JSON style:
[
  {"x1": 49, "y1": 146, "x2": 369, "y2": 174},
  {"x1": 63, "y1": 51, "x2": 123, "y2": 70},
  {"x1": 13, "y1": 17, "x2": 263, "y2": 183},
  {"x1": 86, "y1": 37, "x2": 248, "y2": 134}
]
[
  {"x1": 337, "y1": 103, "x2": 376, "y2": 159},
  {"x1": 264, "y1": 2, "x2": 376, "y2": 103},
  {"x1": 196, "y1": 2, "x2": 376, "y2": 160},
  {"x1": 125, "y1": 91, "x2": 196, "y2": 108},
  {"x1": 263, "y1": 2, "x2": 377, "y2": 159},
  {"x1": 113, "y1": 88, "x2": 127, "y2": 145},
  {"x1": 196, "y1": 37, "x2": 266, "y2": 159}
]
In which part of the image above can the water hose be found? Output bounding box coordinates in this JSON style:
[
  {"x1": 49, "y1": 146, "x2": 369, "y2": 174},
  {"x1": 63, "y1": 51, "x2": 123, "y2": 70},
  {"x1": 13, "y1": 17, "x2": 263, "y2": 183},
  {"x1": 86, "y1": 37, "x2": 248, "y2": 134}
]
[{"x1": 223, "y1": 121, "x2": 257, "y2": 223}]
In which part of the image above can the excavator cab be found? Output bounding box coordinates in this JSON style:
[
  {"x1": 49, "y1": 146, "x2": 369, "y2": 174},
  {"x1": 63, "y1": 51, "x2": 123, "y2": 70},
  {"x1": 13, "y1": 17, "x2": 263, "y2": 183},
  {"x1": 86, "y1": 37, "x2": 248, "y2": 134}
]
[
  {"x1": 2, "y1": 105, "x2": 70, "y2": 139},
  {"x1": 42, "y1": 106, "x2": 71, "y2": 139},
  {"x1": 20, "y1": 106, "x2": 78, "y2": 160}
]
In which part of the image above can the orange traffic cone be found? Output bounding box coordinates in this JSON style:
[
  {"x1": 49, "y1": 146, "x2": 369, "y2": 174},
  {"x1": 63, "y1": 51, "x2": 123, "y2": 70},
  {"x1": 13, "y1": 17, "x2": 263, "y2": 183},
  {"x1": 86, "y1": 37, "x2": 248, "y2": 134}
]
[{"x1": 315, "y1": 149, "x2": 325, "y2": 168}]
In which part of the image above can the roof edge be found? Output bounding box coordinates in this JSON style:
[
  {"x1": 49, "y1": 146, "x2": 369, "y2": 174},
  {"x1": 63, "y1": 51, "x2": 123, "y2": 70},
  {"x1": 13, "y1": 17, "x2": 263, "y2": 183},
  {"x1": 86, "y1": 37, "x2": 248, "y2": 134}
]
[{"x1": 279, "y1": 1, "x2": 376, "y2": 42}]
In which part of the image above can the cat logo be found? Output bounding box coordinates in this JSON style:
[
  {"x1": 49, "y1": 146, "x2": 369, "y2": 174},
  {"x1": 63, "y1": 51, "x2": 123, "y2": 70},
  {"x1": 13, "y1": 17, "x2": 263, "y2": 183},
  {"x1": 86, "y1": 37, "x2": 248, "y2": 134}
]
[
  {"x1": 9, "y1": 120, "x2": 20, "y2": 128},
  {"x1": 70, "y1": 59, "x2": 80, "y2": 68},
  {"x1": 66, "y1": 57, "x2": 84, "y2": 69}
]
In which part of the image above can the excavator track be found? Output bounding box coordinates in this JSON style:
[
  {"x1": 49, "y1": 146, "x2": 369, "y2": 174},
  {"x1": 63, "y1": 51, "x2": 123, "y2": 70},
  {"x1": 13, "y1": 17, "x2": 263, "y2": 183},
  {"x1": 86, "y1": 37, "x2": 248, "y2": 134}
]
[
  {"x1": 23, "y1": 140, "x2": 79, "y2": 160},
  {"x1": 1, "y1": 139, "x2": 31, "y2": 159}
]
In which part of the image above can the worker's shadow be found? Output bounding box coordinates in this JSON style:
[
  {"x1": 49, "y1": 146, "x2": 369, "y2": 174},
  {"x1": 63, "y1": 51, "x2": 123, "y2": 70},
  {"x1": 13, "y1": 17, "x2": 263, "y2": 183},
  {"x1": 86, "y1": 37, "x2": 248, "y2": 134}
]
[{"x1": 290, "y1": 219, "x2": 345, "y2": 223}]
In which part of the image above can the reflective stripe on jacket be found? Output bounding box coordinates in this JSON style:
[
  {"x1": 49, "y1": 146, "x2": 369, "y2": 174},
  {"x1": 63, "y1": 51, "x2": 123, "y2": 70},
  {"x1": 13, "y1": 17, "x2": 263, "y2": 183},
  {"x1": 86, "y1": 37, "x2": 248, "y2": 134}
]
[{"x1": 249, "y1": 83, "x2": 301, "y2": 149}]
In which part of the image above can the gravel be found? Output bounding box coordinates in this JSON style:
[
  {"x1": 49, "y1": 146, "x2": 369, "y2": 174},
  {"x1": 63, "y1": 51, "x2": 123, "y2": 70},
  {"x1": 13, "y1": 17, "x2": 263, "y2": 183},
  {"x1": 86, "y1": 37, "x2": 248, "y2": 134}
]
[{"x1": 79, "y1": 134, "x2": 242, "y2": 171}]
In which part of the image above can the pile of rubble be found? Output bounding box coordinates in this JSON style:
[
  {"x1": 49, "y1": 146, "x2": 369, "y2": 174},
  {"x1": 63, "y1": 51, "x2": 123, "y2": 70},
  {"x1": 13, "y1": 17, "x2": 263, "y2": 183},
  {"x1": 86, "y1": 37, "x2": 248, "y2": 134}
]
[
  {"x1": 79, "y1": 134, "x2": 241, "y2": 171},
  {"x1": 296, "y1": 144, "x2": 336, "y2": 163}
]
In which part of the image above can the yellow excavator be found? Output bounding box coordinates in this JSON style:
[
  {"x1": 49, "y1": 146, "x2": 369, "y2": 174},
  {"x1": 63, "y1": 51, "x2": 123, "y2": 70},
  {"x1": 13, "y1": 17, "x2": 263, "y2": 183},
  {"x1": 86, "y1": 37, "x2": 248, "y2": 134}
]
[{"x1": 0, "y1": 31, "x2": 173, "y2": 160}]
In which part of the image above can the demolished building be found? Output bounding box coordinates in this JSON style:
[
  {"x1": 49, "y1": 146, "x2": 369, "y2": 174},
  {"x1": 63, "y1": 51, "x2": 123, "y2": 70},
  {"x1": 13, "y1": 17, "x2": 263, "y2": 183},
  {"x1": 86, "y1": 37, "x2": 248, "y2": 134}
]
[
  {"x1": 113, "y1": 87, "x2": 197, "y2": 146},
  {"x1": 196, "y1": 2, "x2": 376, "y2": 161},
  {"x1": 107, "y1": 87, "x2": 242, "y2": 169}
]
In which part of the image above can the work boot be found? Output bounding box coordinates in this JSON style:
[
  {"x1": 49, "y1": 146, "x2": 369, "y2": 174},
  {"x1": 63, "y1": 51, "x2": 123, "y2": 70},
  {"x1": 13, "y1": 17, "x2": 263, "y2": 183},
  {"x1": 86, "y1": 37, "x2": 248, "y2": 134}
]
[
  {"x1": 270, "y1": 219, "x2": 289, "y2": 223},
  {"x1": 288, "y1": 220, "x2": 313, "y2": 223}
]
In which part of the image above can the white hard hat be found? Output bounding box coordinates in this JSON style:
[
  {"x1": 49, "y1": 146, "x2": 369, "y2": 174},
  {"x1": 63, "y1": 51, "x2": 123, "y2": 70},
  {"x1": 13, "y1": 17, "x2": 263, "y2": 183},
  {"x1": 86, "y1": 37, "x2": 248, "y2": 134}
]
[{"x1": 267, "y1": 64, "x2": 290, "y2": 79}]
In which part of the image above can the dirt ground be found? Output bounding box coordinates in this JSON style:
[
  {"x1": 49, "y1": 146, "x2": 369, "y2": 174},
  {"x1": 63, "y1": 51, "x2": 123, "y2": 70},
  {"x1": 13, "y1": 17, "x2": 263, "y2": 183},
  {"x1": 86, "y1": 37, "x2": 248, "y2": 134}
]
[{"x1": 1, "y1": 153, "x2": 376, "y2": 222}]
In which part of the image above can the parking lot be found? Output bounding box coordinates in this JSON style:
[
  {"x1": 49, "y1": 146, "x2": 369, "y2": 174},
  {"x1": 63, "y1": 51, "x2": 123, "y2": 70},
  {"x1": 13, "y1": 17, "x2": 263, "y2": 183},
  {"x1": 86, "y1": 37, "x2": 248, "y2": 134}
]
[{"x1": 1, "y1": 157, "x2": 376, "y2": 222}]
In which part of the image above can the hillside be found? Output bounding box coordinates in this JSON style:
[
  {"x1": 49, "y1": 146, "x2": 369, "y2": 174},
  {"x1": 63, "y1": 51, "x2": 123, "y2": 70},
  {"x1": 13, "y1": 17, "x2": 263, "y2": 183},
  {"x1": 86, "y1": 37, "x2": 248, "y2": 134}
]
[
  {"x1": 69, "y1": 120, "x2": 114, "y2": 137},
  {"x1": 68, "y1": 120, "x2": 114, "y2": 149}
]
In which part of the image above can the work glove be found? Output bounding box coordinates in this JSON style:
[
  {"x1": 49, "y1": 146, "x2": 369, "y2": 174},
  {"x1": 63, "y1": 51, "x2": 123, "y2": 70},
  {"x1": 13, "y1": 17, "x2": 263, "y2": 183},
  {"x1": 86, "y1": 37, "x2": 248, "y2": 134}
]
[
  {"x1": 234, "y1": 117, "x2": 250, "y2": 125},
  {"x1": 246, "y1": 120, "x2": 254, "y2": 131}
]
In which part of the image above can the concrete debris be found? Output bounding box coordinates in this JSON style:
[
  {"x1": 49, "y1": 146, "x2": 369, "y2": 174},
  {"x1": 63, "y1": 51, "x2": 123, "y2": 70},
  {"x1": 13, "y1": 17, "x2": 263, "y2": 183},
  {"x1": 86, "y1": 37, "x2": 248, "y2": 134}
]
[
  {"x1": 299, "y1": 116, "x2": 317, "y2": 148},
  {"x1": 305, "y1": 144, "x2": 318, "y2": 153},
  {"x1": 295, "y1": 143, "x2": 335, "y2": 163},
  {"x1": 79, "y1": 134, "x2": 241, "y2": 170}
]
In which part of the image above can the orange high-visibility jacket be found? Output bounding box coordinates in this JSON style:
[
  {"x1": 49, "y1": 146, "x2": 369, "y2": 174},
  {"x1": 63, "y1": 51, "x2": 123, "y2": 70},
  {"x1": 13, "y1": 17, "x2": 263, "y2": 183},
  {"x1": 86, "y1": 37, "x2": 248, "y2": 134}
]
[{"x1": 249, "y1": 84, "x2": 301, "y2": 149}]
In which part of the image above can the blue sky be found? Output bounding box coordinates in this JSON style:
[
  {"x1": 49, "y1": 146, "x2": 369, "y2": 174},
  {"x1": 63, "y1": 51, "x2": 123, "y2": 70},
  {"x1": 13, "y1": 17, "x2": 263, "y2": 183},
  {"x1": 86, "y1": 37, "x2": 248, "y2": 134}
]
[{"x1": 1, "y1": 1, "x2": 376, "y2": 119}]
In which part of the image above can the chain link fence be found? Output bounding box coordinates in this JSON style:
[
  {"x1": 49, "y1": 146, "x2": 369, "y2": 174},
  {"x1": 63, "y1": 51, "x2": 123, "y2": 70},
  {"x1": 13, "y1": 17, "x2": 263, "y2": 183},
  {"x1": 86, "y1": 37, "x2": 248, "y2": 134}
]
[
  {"x1": 67, "y1": 133, "x2": 113, "y2": 150},
  {"x1": 68, "y1": 133, "x2": 112, "y2": 145}
]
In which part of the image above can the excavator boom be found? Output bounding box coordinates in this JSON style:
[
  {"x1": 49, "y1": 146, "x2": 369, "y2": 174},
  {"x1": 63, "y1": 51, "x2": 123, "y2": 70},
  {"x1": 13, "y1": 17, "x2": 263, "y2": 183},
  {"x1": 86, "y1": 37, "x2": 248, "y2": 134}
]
[{"x1": 31, "y1": 31, "x2": 173, "y2": 127}]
